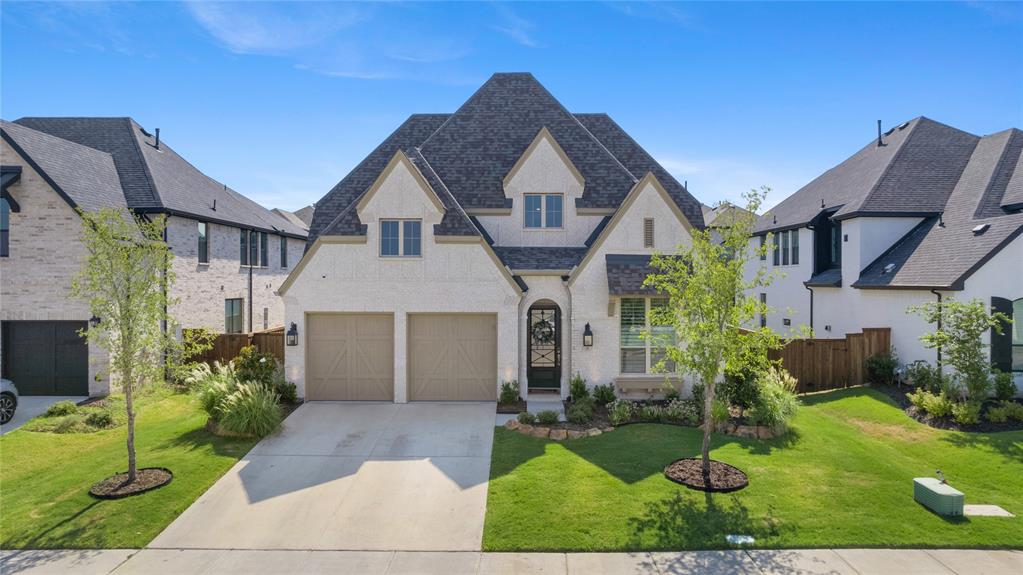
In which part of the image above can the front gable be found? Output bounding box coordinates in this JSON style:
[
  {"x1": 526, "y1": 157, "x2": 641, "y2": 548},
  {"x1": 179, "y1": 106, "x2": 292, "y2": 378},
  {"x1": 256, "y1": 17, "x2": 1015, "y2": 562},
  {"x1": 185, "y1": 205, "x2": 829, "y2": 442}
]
[
  {"x1": 357, "y1": 150, "x2": 446, "y2": 222},
  {"x1": 504, "y1": 127, "x2": 585, "y2": 193}
]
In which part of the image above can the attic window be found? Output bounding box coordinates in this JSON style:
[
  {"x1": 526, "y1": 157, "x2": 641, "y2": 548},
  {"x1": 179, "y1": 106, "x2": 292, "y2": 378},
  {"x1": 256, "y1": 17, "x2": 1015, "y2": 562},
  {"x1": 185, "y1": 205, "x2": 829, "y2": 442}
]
[{"x1": 643, "y1": 218, "x2": 655, "y2": 248}]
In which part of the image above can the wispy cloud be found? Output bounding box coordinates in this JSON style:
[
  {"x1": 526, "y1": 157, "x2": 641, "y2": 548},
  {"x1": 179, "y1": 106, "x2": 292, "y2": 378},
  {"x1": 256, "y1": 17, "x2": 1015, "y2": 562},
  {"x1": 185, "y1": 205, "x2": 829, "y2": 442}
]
[
  {"x1": 603, "y1": 1, "x2": 697, "y2": 29},
  {"x1": 491, "y1": 3, "x2": 539, "y2": 47},
  {"x1": 185, "y1": 2, "x2": 365, "y2": 55}
]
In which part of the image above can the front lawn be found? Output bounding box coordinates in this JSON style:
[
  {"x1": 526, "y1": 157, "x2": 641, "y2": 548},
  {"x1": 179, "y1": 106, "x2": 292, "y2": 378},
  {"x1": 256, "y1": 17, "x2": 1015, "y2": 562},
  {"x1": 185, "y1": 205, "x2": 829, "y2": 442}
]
[
  {"x1": 0, "y1": 390, "x2": 258, "y2": 549},
  {"x1": 483, "y1": 387, "x2": 1023, "y2": 551}
]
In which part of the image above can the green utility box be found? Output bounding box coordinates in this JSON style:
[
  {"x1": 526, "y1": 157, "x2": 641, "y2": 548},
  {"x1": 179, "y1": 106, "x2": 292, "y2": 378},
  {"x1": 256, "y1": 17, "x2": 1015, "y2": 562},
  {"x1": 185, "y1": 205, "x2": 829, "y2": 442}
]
[{"x1": 914, "y1": 477, "x2": 964, "y2": 516}]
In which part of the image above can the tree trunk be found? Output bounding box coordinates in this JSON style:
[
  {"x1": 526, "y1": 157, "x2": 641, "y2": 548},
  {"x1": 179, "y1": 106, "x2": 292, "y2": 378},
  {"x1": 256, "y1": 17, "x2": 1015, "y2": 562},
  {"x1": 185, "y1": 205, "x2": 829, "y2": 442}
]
[
  {"x1": 125, "y1": 369, "x2": 137, "y2": 483},
  {"x1": 701, "y1": 376, "x2": 714, "y2": 484}
]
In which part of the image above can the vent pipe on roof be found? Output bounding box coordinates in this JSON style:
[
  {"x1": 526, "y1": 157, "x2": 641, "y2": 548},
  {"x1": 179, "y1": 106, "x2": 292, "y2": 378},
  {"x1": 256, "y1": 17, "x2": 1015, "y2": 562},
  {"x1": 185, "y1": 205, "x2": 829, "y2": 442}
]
[
  {"x1": 155, "y1": 128, "x2": 161, "y2": 150},
  {"x1": 876, "y1": 120, "x2": 885, "y2": 147}
]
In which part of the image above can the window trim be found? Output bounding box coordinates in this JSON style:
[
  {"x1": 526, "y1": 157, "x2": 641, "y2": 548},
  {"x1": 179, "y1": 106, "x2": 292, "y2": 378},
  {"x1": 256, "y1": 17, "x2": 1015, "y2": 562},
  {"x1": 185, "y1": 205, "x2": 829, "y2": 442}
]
[
  {"x1": 379, "y1": 218, "x2": 422, "y2": 258},
  {"x1": 225, "y1": 298, "x2": 244, "y2": 334},
  {"x1": 197, "y1": 221, "x2": 209, "y2": 265},
  {"x1": 523, "y1": 193, "x2": 564, "y2": 230},
  {"x1": 619, "y1": 297, "x2": 677, "y2": 375}
]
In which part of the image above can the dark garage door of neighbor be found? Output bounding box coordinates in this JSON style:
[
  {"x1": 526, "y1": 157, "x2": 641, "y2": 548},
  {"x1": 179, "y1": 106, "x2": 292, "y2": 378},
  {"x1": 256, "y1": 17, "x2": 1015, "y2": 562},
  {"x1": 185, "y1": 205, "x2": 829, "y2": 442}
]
[{"x1": 1, "y1": 321, "x2": 89, "y2": 396}]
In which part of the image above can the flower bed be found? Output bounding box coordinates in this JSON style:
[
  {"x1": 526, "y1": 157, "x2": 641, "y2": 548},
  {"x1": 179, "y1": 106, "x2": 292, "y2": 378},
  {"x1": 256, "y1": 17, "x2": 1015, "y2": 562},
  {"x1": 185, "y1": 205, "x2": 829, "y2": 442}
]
[{"x1": 872, "y1": 383, "x2": 1023, "y2": 432}]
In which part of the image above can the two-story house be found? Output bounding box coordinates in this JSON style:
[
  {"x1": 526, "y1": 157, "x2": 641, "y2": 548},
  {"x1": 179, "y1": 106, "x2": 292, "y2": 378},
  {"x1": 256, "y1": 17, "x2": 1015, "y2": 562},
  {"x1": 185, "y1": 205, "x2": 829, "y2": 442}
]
[
  {"x1": 280, "y1": 73, "x2": 705, "y2": 402},
  {"x1": 749, "y1": 117, "x2": 1022, "y2": 389},
  {"x1": 1, "y1": 118, "x2": 307, "y2": 397}
]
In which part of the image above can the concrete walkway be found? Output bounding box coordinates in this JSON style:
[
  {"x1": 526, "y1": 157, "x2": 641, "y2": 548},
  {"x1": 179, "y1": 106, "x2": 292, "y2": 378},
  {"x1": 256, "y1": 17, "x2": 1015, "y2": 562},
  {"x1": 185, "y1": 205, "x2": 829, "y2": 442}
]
[
  {"x1": 149, "y1": 402, "x2": 495, "y2": 551},
  {"x1": 2, "y1": 548, "x2": 1021, "y2": 574}
]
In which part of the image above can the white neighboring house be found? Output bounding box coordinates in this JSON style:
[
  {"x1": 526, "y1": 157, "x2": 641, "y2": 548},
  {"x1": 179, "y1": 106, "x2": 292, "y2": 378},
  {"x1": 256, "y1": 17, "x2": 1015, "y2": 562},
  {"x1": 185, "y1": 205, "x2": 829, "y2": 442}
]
[
  {"x1": 1, "y1": 118, "x2": 307, "y2": 397},
  {"x1": 280, "y1": 73, "x2": 707, "y2": 403},
  {"x1": 747, "y1": 117, "x2": 1023, "y2": 391}
]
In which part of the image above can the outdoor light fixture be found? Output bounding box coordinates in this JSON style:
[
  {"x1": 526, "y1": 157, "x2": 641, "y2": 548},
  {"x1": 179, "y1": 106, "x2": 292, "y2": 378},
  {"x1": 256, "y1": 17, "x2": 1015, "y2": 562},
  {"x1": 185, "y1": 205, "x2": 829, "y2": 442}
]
[
  {"x1": 583, "y1": 323, "x2": 593, "y2": 347},
  {"x1": 89, "y1": 315, "x2": 101, "y2": 328},
  {"x1": 286, "y1": 322, "x2": 298, "y2": 346}
]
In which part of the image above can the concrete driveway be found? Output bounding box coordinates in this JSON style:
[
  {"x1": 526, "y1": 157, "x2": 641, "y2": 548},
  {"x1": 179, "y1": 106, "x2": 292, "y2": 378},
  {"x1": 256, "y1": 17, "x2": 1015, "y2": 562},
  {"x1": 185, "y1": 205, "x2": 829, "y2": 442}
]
[
  {"x1": 0, "y1": 396, "x2": 87, "y2": 435},
  {"x1": 150, "y1": 402, "x2": 495, "y2": 552}
]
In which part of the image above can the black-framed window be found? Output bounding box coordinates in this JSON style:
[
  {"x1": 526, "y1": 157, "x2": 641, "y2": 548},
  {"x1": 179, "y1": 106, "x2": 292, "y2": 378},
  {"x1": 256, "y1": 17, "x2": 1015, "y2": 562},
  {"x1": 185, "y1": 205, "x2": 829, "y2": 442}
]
[
  {"x1": 240, "y1": 229, "x2": 249, "y2": 266},
  {"x1": 1013, "y1": 298, "x2": 1023, "y2": 372},
  {"x1": 782, "y1": 230, "x2": 790, "y2": 265},
  {"x1": 197, "y1": 222, "x2": 208, "y2": 264},
  {"x1": 259, "y1": 232, "x2": 268, "y2": 267},
  {"x1": 791, "y1": 229, "x2": 800, "y2": 265},
  {"x1": 772, "y1": 234, "x2": 780, "y2": 266},
  {"x1": 280, "y1": 236, "x2": 288, "y2": 268},
  {"x1": 759, "y1": 235, "x2": 766, "y2": 261},
  {"x1": 225, "y1": 298, "x2": 243, "y2": 333},
  {"x1": 0, "y1": 197, "x2": 9, "y2": 258}
]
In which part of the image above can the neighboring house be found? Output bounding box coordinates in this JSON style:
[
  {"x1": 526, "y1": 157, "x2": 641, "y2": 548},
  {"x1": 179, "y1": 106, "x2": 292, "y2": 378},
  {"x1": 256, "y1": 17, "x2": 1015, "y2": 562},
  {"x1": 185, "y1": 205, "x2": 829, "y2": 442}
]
[
  {"x1": 701, "y1": 201, "x2": 756, "y2": 244},
  {"x1": 280, "y1": 73, "x2": 705, "y2": 402},
  {"x1": 272, "y1": 205, "x2": 314, "y2": 230},
  {"x1": 1, "y1": 118, "x2": 307, "y2": 397},
  {"x1": 748, "y1": 117, "x2": 1022, "y2": 389}
]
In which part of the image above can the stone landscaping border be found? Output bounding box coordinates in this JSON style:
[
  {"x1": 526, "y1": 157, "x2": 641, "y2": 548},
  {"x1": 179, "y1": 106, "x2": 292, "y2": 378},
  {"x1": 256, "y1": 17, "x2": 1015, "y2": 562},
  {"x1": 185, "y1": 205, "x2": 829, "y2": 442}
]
[{"x1": 504, "y1": 417, "x2": 780, "y2": 441}]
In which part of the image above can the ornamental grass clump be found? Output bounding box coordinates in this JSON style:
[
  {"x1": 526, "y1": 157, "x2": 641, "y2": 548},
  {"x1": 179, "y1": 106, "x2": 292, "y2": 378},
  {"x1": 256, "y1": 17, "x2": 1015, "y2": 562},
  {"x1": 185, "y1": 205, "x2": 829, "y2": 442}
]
[
  {"x1": 746, "y1": 367, "x2": 800, "y2": 433},
  {"x1": 217, "y1": 383, "x2": 283, "y2": 437}
]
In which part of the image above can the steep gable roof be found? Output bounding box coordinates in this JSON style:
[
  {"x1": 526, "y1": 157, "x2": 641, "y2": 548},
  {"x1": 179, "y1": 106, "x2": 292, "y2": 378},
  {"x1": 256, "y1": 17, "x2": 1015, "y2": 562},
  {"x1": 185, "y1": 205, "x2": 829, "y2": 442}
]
[
  {"x1": 756, "y1": 117, "x2": 979, "y2": 234},
  {"x1": 13, "y1": 117, "x2": 305, "y2": 237},
  {"x1": 1, "y1": 120, "x2": 126, "y2": 213}
]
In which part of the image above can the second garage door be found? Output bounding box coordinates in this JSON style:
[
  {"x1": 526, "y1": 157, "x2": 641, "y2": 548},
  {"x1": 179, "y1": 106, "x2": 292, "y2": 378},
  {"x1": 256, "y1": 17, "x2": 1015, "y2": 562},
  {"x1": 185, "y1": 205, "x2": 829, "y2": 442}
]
[
  {"x1": 306, "y1": 313, "x2": 394, "y2": 401},
  {"x1": 407, "y1": 314, "x2": 497, "y2": 401}
]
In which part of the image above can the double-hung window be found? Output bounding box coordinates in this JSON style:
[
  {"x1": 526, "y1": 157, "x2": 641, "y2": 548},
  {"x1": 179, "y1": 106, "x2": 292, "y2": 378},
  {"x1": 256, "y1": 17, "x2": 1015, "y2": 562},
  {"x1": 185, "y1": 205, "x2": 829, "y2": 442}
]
[
  {"x1": 380, "y1": 219, "x2": 421, "y2": 257},
  {"x1": 620, "y1": 297, "x2": 676, "y2": 374},
  {"x1": 197, "y1": 222, "x2": 208, "y2": 264},
  {"x1": 523, "y1": 194, "x2": 563, "y2": 229},
  {"x1": 240, "y1": 230, "x2": 268, "y2": 267}
]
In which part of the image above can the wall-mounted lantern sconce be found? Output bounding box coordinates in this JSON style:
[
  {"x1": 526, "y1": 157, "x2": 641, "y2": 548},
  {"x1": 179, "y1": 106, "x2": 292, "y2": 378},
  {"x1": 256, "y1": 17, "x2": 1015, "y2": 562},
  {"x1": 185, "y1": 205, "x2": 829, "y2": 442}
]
[
  {"x1": 286, "y1": 322, "x2": 299, "y2": 346},
  {"x1": 583, "y1": 323, "x2": 593, "y2": 347},
  {"x1": 89, "y1": 315, "x2": 102, "y2": 328}
]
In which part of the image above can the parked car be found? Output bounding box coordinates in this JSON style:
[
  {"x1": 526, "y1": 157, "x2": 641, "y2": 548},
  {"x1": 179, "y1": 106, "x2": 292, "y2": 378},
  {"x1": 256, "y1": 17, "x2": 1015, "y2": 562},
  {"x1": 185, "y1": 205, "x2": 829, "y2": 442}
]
[{"x1": 1, "y1": 379, "x2": 18, "y2": 425}]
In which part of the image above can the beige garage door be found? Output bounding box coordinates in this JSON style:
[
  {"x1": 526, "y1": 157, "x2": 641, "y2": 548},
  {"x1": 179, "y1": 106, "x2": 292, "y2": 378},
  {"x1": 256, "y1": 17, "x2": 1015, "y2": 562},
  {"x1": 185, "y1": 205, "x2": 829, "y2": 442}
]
[
  {"x1": 408, "y1": 314, "x2": 498, "y2": 401},
  {"x1": 306, "y1": 313, "x2": 394, "y2": 401}
]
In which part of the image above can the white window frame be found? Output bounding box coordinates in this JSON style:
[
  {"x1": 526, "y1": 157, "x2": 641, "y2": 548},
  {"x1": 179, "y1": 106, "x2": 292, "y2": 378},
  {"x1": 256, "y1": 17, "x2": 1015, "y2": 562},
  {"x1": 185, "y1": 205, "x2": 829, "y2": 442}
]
[
  {"x1": 523, "y1": 193, "x2": 564, "y2": 230},
  {"x1": 379, "y1": 218, "x2": 422, "y2": 258},
  {"x1": 619, "y1": 297, "x2": 677, "y2": 375}
]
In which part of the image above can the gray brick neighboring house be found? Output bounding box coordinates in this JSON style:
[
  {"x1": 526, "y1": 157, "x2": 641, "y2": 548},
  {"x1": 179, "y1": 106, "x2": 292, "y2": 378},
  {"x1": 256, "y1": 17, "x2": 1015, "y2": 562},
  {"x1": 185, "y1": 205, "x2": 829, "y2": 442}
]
[{"x1": 1, "y1": 118, "x2": 307, "y2": 397}]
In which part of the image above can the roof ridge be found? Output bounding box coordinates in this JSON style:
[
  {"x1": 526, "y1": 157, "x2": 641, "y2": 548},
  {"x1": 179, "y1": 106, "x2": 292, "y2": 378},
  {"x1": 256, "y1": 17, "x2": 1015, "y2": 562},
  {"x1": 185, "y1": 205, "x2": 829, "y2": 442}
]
[
  {"x1": 1, "y1": 120, "x2": 116, "y2": 161},
  {"x1": 125, "y1": 117, "x2": 164, "y2": 209},
  {"x1": 973, "y1": 127, "x2": 1023, "y2": 220},
  {"x1": 853, "y1": 117, "x2": 925, "y2": 214}
]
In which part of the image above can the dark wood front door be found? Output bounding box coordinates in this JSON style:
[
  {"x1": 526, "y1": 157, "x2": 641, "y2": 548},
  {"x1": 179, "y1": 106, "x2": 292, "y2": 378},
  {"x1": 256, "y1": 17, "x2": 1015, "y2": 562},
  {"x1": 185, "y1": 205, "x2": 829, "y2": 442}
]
[
  {"x1": 527, "y1": 305, "x2": 560, "y2": 390},
  {"x1": 1, "y1": 321, "x2": 89, "y2": 396}
]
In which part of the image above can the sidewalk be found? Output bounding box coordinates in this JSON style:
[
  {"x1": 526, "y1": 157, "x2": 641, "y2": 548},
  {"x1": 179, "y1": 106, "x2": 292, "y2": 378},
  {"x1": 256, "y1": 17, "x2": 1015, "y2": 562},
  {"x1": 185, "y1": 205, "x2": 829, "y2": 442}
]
[{"x1": 2, "y1": 548, "x2": 1021, "y2": 574}]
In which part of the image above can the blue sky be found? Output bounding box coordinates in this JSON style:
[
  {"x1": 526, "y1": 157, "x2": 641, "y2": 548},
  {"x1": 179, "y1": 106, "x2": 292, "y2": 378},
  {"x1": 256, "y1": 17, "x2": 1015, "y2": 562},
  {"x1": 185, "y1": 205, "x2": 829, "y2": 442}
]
[{"x1": 2, "y1": 1, "x2": 1020, "y2": 212}]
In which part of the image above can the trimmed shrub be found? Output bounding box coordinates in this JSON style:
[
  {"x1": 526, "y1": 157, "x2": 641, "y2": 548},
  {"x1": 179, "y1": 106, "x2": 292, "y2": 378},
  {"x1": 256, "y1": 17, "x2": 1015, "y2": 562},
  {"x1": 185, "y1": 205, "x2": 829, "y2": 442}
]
[
  {"x1": 592, "y1": 383, "x2": 616, "y2": 406},
  {"x1": 720, "y1": 367, "x2": 760, "y2": 415},
  {"x1": 218, "y1": 383, "x2": 282, "y2": 437},
  {"x1": 907, "y1": 388, "x2": 955, "y2": 418},
  {"x1": 986, "y1": 400, "x2": 1023, "y2": 423},
  {"x1": 746, "y1": 367, "x2": 800, "y2": 432},
  {"x1": 499, "y1": 380, "x2": 520, "y2": 404},
  {"x1": 951, "y1": 401, "x2": 982, "y2": 426},
  {"x1": 536, "y1": 410, "x2": 560, "y2": 425},
  {"x1": 993, "y1": 371, "x2": 1016, "y2": 401},
  {"x1": 904, "y1": 362, "x2": 944, "y2": 393},
  {"x1": 234, "y1": 345, "x2": 277, "y2": 385},
  {"x1": 569, "y1": 372, "x2": 589, "y2": 401},
  {"x1": 84, "y1": 410, "x2": 114, "y2": 428},
  {"x1": 607, "y1": 399, "x2": 635, "y2": 426},
  {"x1": 45, "y1": 400, "x2": 78, "y2": 417},
  {"x1": 517, "y1": 411, "x2": 536, "y2": 425},
  {"x1": 866, "y1": 348, "x2": 899, "y2": 386},
  {"x1": 567, "y1": 401, "x2": 594, "y2": 424}
]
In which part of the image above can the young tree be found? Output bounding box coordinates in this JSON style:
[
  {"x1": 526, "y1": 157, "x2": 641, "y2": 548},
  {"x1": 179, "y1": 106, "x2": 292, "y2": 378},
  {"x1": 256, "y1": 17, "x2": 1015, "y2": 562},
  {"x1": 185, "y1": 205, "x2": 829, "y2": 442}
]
[
  {"x1": 645, "y1": 187, "x2": 781, "y2": 481},
  {"x1": 71, "y1": 208, "x2": 173, "y2": 484},
  {"x1": 908, "y1": 298, "x2": 1009, "y2": 402}
]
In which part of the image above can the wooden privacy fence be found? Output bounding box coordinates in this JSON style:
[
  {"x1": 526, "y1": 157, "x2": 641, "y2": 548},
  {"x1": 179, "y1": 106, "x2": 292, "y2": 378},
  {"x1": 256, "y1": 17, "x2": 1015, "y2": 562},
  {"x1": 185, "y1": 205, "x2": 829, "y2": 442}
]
[
  {"x1": 769, "y1": 327, "x2": 891, "y2": 394},
  {"x1": 191, "y1": 326, "x2": 285, "y2": 365}
]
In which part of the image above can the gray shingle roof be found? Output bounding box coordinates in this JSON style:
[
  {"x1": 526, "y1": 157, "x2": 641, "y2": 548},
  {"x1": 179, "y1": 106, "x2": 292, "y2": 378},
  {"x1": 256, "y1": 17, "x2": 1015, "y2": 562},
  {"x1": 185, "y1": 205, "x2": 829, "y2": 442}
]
[
  {"x1": 854, "y1": 128, "x2": 1023, "y2": 290},
  {"x1": 605, "y1": 254, "x2": 661, "y2": 295},
  {"x1": 804, "y1": 268, "x2": 842, "y2": 287},
  {"x1": 2, "y1": 120, "x2": 126, "y2": 213},
  {"x1": 755, "y1": 117, "x2": 979, "y2": 234},
  {"x1": 310, "y1": 74, "x2": 706, "y2": 246},
  {"x1": 12, "y1": 117, "x2": 306, "y2": 237},
  {"x1": 1001, "y1": 146, "x2": 1023, "y2": 210},
  {"x1": 492, "y1": 246, "x2": 588, "y2": 271}
]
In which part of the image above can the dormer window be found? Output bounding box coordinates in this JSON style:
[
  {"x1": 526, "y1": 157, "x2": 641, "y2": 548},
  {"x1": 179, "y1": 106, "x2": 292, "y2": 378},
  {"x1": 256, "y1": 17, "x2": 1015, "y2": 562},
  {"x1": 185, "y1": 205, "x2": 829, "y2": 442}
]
[
  {"x1": 380, "y1": 219, "x2": 422, "y2": 257},
  {"x1": 524, "y1": 194, "x2": 563, "y2": 229}
]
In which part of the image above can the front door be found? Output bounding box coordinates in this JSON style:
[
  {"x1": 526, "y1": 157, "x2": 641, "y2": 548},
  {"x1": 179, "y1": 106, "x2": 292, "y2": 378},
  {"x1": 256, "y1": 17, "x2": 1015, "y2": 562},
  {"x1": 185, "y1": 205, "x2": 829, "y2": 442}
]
[{"x1": 527, "y1": 304, "x2": 560, "y2": 390}]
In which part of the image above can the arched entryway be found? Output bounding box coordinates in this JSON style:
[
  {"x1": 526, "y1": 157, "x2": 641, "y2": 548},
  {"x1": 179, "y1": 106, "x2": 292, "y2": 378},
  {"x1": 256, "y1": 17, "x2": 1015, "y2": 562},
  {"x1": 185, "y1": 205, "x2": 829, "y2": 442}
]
[{"x1": 527, "y1": 300, "x2": 561, "y2": 391}]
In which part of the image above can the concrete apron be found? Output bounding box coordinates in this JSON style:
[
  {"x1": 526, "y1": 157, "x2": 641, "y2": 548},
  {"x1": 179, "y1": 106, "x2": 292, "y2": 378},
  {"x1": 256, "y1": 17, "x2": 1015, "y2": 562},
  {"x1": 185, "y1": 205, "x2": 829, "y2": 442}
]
[{"x1": 148, "y1": 402, "x2": 495, "y2": 551}]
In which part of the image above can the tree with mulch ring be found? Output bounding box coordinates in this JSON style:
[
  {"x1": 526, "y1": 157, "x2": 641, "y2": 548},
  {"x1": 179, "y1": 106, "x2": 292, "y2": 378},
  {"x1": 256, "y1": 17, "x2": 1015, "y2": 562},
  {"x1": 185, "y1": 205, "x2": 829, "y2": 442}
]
[
  {"x1": 644, "y1": 188, "x2": 785, "y2": 492},
  {"x1": 72, "y1": 209, "x2": 212, "y2": 495}
]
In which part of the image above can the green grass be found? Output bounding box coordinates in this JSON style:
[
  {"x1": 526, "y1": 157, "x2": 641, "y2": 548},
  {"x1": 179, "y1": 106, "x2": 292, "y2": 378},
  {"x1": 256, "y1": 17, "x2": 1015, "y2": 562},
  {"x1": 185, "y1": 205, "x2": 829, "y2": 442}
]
[
  {"x1": 0, "y1": 389, "x2": 258, "y2": 549},
  {"x1": 483, "y1": 387, "x2": 1023, "y2": 551}
]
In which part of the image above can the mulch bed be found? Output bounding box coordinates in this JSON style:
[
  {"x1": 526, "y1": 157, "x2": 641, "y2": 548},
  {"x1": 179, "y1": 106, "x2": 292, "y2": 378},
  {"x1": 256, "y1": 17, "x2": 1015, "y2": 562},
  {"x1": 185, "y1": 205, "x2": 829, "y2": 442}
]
[
  {"x1": 871, "y1": 384, "x2": 1023, "y2": 432},
  {"x1": 497, "y1": 400, "x2": 527, "y2": 414},
  {"x1": 664, "y1": 458, "x2": 749, "y2": 492},
  {"x1": 89, "y1": 467, "x2": 173, "y2": 499}
]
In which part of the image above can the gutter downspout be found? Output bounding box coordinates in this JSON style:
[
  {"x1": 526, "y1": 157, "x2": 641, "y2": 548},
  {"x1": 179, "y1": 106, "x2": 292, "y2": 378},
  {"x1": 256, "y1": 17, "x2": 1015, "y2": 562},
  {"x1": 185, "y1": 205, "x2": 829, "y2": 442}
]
[
  {"x1": 804, "y1": 284, "x2": 814, "y2": 333},
  {"x1": 930, "y1": 289, "x2": 942, "y2": 370}
]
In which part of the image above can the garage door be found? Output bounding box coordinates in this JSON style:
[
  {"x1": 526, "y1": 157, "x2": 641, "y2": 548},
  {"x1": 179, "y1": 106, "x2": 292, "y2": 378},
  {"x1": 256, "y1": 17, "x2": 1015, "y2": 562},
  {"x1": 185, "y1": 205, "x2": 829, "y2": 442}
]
[
  {"x1": 306, "y1": 314, "x2": 394, "y2": 401},
  {"x1": 408, "y1": 314, "x2": 497, "y2": 401},
  {"x1": 1, "y1": 321, "x2": 89, "y2": 396}
]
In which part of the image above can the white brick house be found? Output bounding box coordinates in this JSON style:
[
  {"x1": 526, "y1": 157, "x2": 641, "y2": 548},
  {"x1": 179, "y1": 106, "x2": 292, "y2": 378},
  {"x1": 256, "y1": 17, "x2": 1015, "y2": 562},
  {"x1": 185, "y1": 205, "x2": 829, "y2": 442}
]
[
  {"x1": 1, "y1": 118, "x2": 307, "y2": 397},
  {"x1": 280, "y1": 73, "x2": 706, "y2": 402},
  {"x1": 747, "y1": 118, "x2": 1022, "y2": 391}
]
